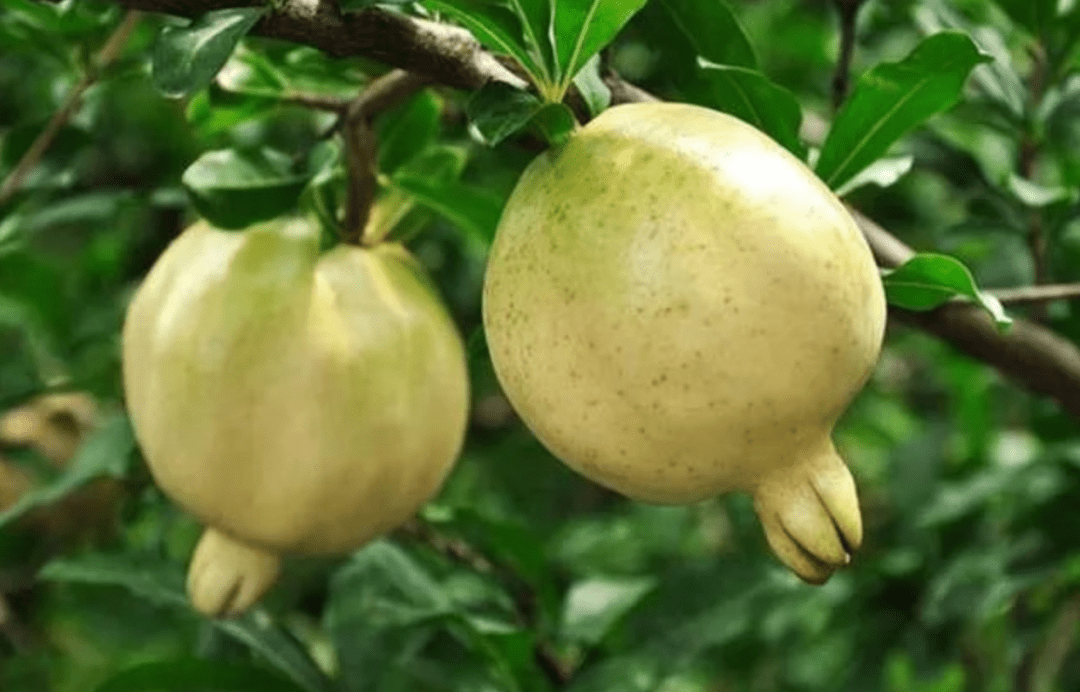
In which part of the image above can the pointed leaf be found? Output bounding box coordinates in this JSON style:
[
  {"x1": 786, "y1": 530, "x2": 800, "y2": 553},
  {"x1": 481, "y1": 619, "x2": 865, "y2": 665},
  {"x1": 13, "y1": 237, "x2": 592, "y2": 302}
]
[
  {"x1": 376, "y1": 91, "x2": 443, "y2": 175},
  {"x1": 466, "y1": 81, "x2": 544, "y2": 145},
  {"x1": 393, "y1": 173, "x2": 503, "y2": 247},
  {"x1": 182, "y1": 147, "x2": 309, "y2": 229},
  {"x1": 834, "y1": 155, "x2": 913, "y2": 196},
  {"x1": 151, "y1": 8, "x2": 265, "y2": 98},
  {"x1": 658, "y1": 0, "x2": 756, "y2": 68},
  {"x1": 693, "y1": 60, "x2": 806, "y2": 159},
  {"x1": 508, "y1": 0, "x2": 557, "y2": 79},
  {"x1": 816, "y1": 32, "x2": 989, "y2": 191},
  {"x1": 551, "y1": 0, "x2": 649, "y2": 92},
  {"x1": 572, "y1": 54, "x2": 612, "y2": 117},
  {"x1": 883, "y1": 253, "x2": 1012, "y2": 328}
]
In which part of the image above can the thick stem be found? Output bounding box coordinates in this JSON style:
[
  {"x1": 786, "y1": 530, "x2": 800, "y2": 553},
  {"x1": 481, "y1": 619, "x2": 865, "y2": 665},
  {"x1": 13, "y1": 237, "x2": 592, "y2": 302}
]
[{"x1": 187, "y1": 527, "x2": 282, "y2": 618}]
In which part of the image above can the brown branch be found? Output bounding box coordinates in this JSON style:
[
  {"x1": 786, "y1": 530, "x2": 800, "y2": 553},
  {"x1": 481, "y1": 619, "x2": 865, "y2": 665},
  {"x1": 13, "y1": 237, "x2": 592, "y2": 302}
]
[
  {"x1": 110, "y1": 0, "x2": 526, "y2": 91},
  {"x1": 855, "y1": 210, "x2": 1080, "y2": 419},
  {"x1": 989, "y1": 283, "x2": 1080, "y2": 305},
  {"x1": 0, "y1": 10, "x2": 142, "y2": 206},
  {"x1": 55, "y1": 0, "x2": 1080, "y2": 420},
  {"x1": 830, "y1": 0, "x2": 864, "y2": 111}
]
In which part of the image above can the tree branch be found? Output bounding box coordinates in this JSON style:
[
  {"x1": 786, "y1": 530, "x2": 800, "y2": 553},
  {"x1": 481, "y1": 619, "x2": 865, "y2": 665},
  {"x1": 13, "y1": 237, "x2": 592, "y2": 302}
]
[
  {"x1": 79, "y1": 0, "x2": 1080, "y2": 420},
  {"x1": 855, "y1": 210, "x2": 1080, "y2": 419},
  {"x1": 112, "y1": 0, "x2": 526, "y2": 91},
  {"x1": 830, "y1": 0, "x2": 864, "y2": 110},
  {"x1": 0, "y1": 10, "x2": 142, "y2": 206}
]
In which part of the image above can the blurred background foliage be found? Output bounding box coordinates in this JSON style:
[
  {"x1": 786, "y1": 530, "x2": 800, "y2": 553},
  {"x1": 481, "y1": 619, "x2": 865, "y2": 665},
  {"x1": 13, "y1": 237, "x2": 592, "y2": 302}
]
[{"x1": 2, "y1": 0, "x2": 1080, "y2": 691}]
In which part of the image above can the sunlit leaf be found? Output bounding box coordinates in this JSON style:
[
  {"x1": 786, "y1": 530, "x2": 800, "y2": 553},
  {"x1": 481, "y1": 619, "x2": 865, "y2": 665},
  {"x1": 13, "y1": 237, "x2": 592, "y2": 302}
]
[
  {"x1": 883, "y1": 253, "x2": 1012, "y2": 328},
  {"x1": 816, "y1": 32, "x2": 989, "y2": 191},
  {"x1": 151, "y1": 8, "x2": 265, "y2": 98}
]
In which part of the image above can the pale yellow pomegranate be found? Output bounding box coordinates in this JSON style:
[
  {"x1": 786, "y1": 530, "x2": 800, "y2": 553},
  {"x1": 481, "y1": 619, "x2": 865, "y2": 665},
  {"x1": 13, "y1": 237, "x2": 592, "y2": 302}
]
[
  {"x1": 123, "y1": 218, "x2": 469, "y2": 616},
  {"x1": 483, "y1": 103, "x2": 886, "y2": 583}
]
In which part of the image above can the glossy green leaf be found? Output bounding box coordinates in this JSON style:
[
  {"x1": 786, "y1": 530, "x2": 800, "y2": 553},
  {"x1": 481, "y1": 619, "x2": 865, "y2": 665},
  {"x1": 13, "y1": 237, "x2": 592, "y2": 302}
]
[
  {"x1": 151, "y1": 8, "x2": 265, "y2": 98},
  {"x1": 551, "y1": 0, "x2": 649, "y2": 93},
  {"x1": 393, "y1": 173, "x2": 503, "y2": 246},
  {"x1": 883, "y1": 253, "x2": 1012, "y2": 328},
  {"x1": 181, "y1": 148, "x2": 309, "y2": 229},
  {"x1": 693, "y1": 60, "x2": 806, "y2": 159},
  {"x1": 561, "y1": 576, "x2": 657, "y2": 644},
  {"x1": 377, "y1": 91, "x2": 443, "y2": 175},
  {"x1": 467, "y1": 81, "x2": 545, "y2": 146},
  {"x1": 0, "y1": 412, "x2": 133, "y2": 529},
  {"x1": 913, "y1": 2, "x2": 1026, "y2": 119},
  {"x1": 816, "y1": 32, "x2": 989, "y2": 191},
  {"x1": 657, "y1": 0, "x2": 756, "y2": 68},
  {"x1": 529, "y1": 101, "x2": 579, "y2": 146},
  {"x1": 572, "y1": 54, "x2": 612, "y2": 117},
  {"x1": 834, "y1": 155, "x2": 913, "y2": 196},
  {"x1": 93, "y1": 659, "x2": 308, "y2": 692}
]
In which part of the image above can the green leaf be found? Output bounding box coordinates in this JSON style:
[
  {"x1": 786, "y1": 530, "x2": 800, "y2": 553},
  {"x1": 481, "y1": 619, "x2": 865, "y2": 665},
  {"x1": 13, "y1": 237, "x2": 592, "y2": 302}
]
[
  {"x1": 572, "y1": 54, "x2": 612, "y2": 117},
  {"x1": 151, "y1": 8, "x2": 265, "y2": 98},
  {"x1": 467, "y1": 81, "x2": 545, "y2": 146},
  {"x1": 393, "y1": 173, "x2": 503, "y2": 247},
  {"x1": 550, "y1": 0, "x2": 649, "y2": 94},
  {"x1": 41, "y1": 552, "x2": 332, "y2": 692},
  {"x1": 561, "y1": 576, "x2": 657, "y2": 645},
  {"x1": 376, "y1": 91, "x2": 443, "y2": 175},
  {"x1": 657, "y1": 0, "x2": 756, "y2": 68},
  {"x1": 913, "y1": 3, "x2": 1027, "y2": 119},
  {"x1": 509, "y1": 0, "x2": 557, "y2": 80},
  {"x1": 883, "y1": 253, "x2": 1012, "y2": 328},
  {"x1": 424, "y1": 0, "x2": 547, "y2": 86},
  {"x1": 93, "y1": 659, "x2": 308, "y2": 692},
  {"x1": 1005, "y1": 173, "x2": 1078, "y2": 207},
  {"x1": 815, "y1": 32, "x2": 989, "y2": 191},
  {"x1": 182, "y1": 148, "x2": 309, "y2": 229},
  {"x1": 834, "y1": 155, "x2": 913, "y2": 196},
  {"x1": 693, "y1": 60, "x2": 806, "y2": 159},
  {"x1": 529, "y1": 101, "x2": 579, "y2": 146},
  {"x1": 0, "y1": 412, "x2": 134, "y2": 529}
]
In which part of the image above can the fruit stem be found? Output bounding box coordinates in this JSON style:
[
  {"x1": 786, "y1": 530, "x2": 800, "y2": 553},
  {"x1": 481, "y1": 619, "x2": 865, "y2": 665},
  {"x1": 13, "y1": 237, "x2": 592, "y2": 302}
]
[{"x1": 340, "y1": 119, "x2": 378, "y2": 247}]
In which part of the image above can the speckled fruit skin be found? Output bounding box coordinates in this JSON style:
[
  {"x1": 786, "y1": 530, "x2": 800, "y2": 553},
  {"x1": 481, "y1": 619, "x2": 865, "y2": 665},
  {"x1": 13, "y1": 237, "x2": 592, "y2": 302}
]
[
  {"x1": 123, "y1": 218, "x2": 469, "y2": 616},
  {"x1": 482, "y1": 103, "x2": 887, "y2": 583}
]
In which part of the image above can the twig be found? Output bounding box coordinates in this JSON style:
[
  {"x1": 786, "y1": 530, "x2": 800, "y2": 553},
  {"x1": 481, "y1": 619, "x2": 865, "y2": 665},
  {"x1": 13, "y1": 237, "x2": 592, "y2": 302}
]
[
  {"x1": 988, "y1": 283, "x2": 1080, "y2": 305},
  {"x1": 831, "y1": 0, "x2": 863, "y2": 111},
  {"x1": 855, "y1": 210, "x2": 1080, "y2": 419},
  {"x1": 0, "y1": 10, "x2": 142, "y2": 206},
  {"x1": 334, "y1": 70, "x2": 428, "y2": 243},
  {"x1": 343, "y1": 69, "x2": 431, "y2": 124}
]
